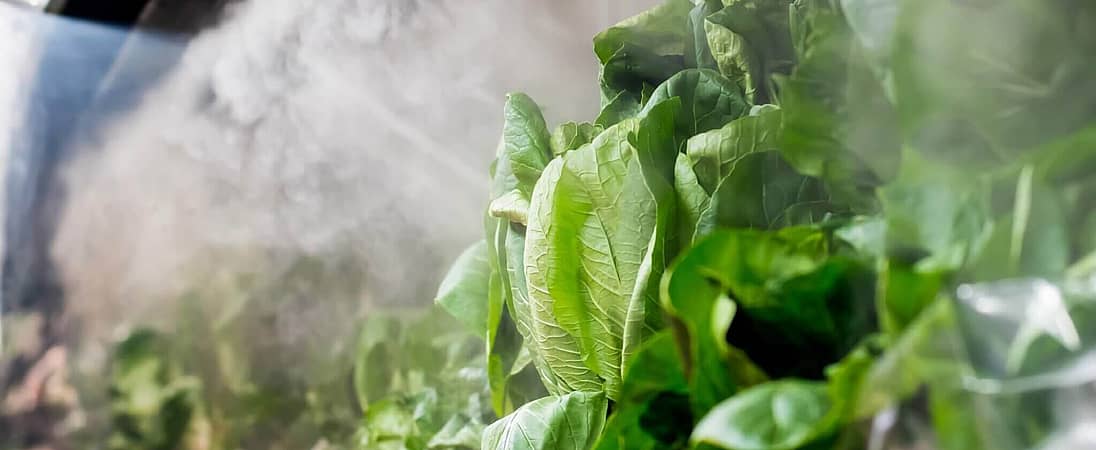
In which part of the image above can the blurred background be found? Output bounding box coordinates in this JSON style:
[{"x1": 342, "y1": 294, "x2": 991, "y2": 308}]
[{"x1": 0, "y1": 0, "x2": 658, "y2": 447}]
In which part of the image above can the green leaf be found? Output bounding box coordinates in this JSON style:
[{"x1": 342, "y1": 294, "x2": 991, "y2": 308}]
[
  {"x1": 596, "y1": 91, "x2": 644, "y2": 129},
  {"x1": 880, "y1": 150, "x2": 994, "y2": 272},
  {"x1": 551, "y1": 122, "x2": 602, "y2": 156},
  {"x1": 435, "y1": 241, "x2": 492, "y2": 339},
  {"x1": 525, "y1": 118, "x2": 667, "y2": 399},
  {"x1": 500, "y1": 93, "x2": 554, "y2": 198},
  {"x1": 489, "y1": 190, "x2": 531, "y2": 226},
  {"x1": 686, "y1": 105, "x2": 783, "y2": 194},
  {"x1": 483, "y1": 191, "x2": 548, "y2": 415},
  {"x1": 663, "y1": 230, "x2": 813, "y2": 415},
  {"x1": 481, "y1": 391, "x2": 609, "y2": 450},
  {"x1": 705, "y1": 20, "x2": 753, "y2": 102},
  {"x1": 632, "y1": 98, "x2": 683, "y2": 182},
  {"x1": 691, "y1": 381, "x2": 833, "y2": 450},
  {"x1": 364, "y1": 399, "x2": 420, "y2": 444},
  {"x1": 705, "y1": 0, "x2": 796, "y2": 104},
  {"x1": 483, "y1": 101, "x2": 555, "y2": 414},
  {"x1": 355, "y1": 317, "x2": 403, "y2": 411},
  {"x1": 876, "y1": 259, "x2": 944, "y2": 336},
  {"x1": 594, "y1": 331, "x2": 692, "y2": 450},
  {"x1": 624, "y1": 99, "x2": 681, "y2": 365},
  {"x1": 673, "y1": 152, "x2": 712, "y2": 249},
  {"x1": 663, "y1": 228, "x2": 876, "y2": 414},
  {"x1": 594, "y1": 0, "x2": 693, "y2": 105},
  {"x1": 427, "y1": 414, "x2": 484, "y2": 449},
  {"x1": 685, "y1": 1, "x2": 721, "y2": 71},
  {"x1": 521, "y1": 159, "x2": 603, "y2": 397},
  {"x1": 700, "y1": 151, "x2": 832, "y2": 231},
  {"x1": 109, "y1": 329, "x2": 203, "y2": 450},
  {"x1": 778, "y1": 1, "x2": 898, "y2": 212},
  {"x1": 640, "y1": 68, "x2": 750, "y2": 142},
  {"x1": 822, "y1": 336, "x2": 880, "y2": 422},
  {"x1": 833, "y1": 216, "x2": 885, "y2": 259}
]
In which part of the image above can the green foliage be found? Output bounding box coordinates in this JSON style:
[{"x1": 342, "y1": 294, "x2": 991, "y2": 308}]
[
  {"x1": 691, "y1": 381, "x2": 833, "y2": 450},
  {"x1": 352, "y1": 309, "x2": 493, "y2": 450},
  {"x1": 108, "y1": 330, "x2": 205, "y2": 450},
  {"x1": 94, "y1": 1, "x2": 1096, "y2": 450},
  {"x1": 481, "y1": 391, "x2": 608, "y2": 450},
  {"x1": 104, "y1": 0, "x2": 1096, "y2": 448},
  {"x1": 438, "y1": 0, "x2": 1096, "y2": 447}
]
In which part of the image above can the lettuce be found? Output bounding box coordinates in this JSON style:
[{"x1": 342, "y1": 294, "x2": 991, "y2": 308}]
[{"x1": 433, "y1": 0, "x2": 1096, "y2": 449}]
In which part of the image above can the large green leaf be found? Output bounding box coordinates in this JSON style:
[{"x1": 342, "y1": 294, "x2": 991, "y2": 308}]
[
  {"x1": 485, "y1": 215, "x2": 534, "y2": 415},
  {"x1": 499, "y1": 93, "x2": 554, "y2": 198},
  {"x1": 501, "y1": 224, "x2": 553, "y2": 411},
  {"x1": 705, "y1": 0, "x2": 796, "y2": 104},
  {"x1": 710, "y1": 229, "x2": 873, "y2": 378},
  {"x1": 623, "y1": 99, "x2": 682, "y2": 362},
  {"x1": 484, "y1": 219, "x2": 550, "y2": 417},
  {"x1": 480, "y1": 92, "x2": 557, "y2": 415},
  {"x1": 435, "y1": 241, "x2": 491, "y2": 339},
  {"x1": 684, "y1": 0, "x2": 721, "y2": 71},
  {"x1": 699, "y1": 151, "x2": 832, "y2": 232},
  {"x1": 663, "y1": 227, "x2": 876, "y2": 415},
  {"x1": 691, "y1": 381, "x2": 833, "y2": 450},
  {"x1": 778, "y1": 0, "x2": 899, "y2": 213},
  {"x1": 521, "y1": 158, "x2": 602, "y2": 397},
  {"x1": 594, "y1": 0, "x2": 693, "y2": 106},
  {"x1": 662, "y1": 230, "x2": 800, "y2": 415},
  {"x1": 525, "y1": 118, "x2": 667, "y2": 399},
  {"x1": 641, "y1": 69, "x2": 749, "y2": 144},
  {"x1": 672, "y1": 152, "x2": 712, "y2": 249},
  {"x1": 704, "y1": 18, "x2": 753, "y2": 104},
  {"x1": 686, "y1": 105, "x2": 783, "y2": 194},
  {"x1": 481, "y1": 391, "x2": 609, "y2": 450}
]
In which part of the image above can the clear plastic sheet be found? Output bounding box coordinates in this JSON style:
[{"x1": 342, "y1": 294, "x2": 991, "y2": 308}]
[{"x1": 868, "y1": 275, "x2": 1096, "y2": 450}]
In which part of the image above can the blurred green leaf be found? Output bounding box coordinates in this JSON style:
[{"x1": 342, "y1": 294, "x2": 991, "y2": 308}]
[{"x1": 482, "y1": 391, "x2": 609, "y2": 450}]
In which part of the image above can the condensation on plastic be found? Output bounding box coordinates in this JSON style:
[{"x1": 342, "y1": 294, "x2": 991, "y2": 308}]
[{"x1": 868, "y1": 275, "x2": 1096, "y2": 450}]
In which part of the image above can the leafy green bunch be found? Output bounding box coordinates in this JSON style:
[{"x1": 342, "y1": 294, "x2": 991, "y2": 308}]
[
  {"x1": 437, "y1": 0, "x2": 1096, "y2": 449},
  {"x1": 107, "y1": 308, "x2": 491, "y2": 450},
  {"x1": 351, "y1": 309, "x2": 494, "y2": 450}
]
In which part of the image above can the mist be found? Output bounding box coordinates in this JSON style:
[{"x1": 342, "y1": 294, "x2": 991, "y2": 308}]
[{"x1": 46, "y1": 0, "x2": 657, "y2": 351}]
